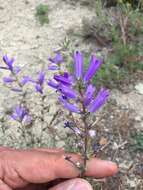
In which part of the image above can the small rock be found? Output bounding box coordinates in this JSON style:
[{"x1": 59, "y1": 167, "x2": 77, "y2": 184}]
[
  {"x1": 135, "y1": 116, "x2": 142, "y2": 122},
  {"x1": 135, "y1": 83, "x2": 143, "y2": 95}
]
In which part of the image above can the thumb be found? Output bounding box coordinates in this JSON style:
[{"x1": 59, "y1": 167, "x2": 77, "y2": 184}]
[{"x1": 49, "y1": 178, "x2": 93, "y2": 190}]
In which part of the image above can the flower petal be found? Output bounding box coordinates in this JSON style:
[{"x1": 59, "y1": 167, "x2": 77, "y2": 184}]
[
  {"x1": 84, "y1": 84, "x2": 95, "y2": 106},
  {"x1": 74, "y1": 51, "x2": 83, "y2": 79},
  {"x1": 38, "y1": 71, "x2": 45, "y2": 85},
  {"x1": 59, "y1": 96, "x2": 80, "y2": 113},
  {"x1": 3, "y1": 77, "x2": 15, "y2": 83},
  {"x1": 48, "y1": 80, "x2": 59, "y2": 89},
  {"x1": 48, "y1": 52, "x2": 63, "y2": 64},
  {"x1": 84, "y1": 55, "x2": 102, "y2": 82},
  {"x1": 35, "y1": 84, "x2": 43, "y2": 94},
  {"x1": 59, "y1": 85, "x2": 77, "y2": 99},
  {"x1": 48, "y1": 64, "x2": 59, "y2": 70},
  {"x1": 54, "y1": 74, "x2": 72, "y2": 86},
  {"x1": 3, "y1": 55, "x2": 15, "y2": 71},
  {"x1": 88, "y1": 88, "x2": 109, "y2": 113}
]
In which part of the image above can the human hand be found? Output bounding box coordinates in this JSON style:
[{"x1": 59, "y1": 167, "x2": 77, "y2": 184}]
[{"x1": 0, "y1": 147, "x2": 118, "y2": 190}]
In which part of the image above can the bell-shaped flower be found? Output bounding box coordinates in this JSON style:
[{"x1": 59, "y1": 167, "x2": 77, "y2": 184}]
[
  {"x1": 34, "y1": 71, "x2": 45, "y2": 94},
  {"x1": 48, "y1": 52, "x2": 63, "y2": 71},
  {"x1": 74, "y1": 51, "x2": 83, "y2": 80},
  {"x1": 59, "y1": 84, "x2": 77, "y2": 99},
  {"x1": 59, "y1": 96, "x2": 80, "y2": 113},
  {"x1": 48, "y1": 52, "x2": 63, "y2": 64},
  {"x1": 3, "y1": 77, "x2": 15, "y2": 84},
  {"x1": 88, "y1": 88, "x2": 109, "y2": 113},
  {"x1": 2, "y1": 55, "x2": 15, "y2": 71},
  {"x1": 54, "y1": 72, "x2": 73, "y2": 86},
  {"x1": 11, "y1": 105, "x2": 28, "y2": 122},
  {"x1": 84, "y1": 55, "x2": 102, "y2": 82},
  {"x1": 47, "y1": 79, "x2": 59, "y2": 89},
  {"x1": 84, "y1": 84, "x2": 95, "y2": 106}
]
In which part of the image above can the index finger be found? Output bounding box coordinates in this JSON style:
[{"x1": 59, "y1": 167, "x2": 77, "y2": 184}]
[
  {"x1": 13, "y1": 151, "x2": 118, "y2": 184},
  {"x1": 54, "y1": 153, "x2": 118, "y2": 179}
]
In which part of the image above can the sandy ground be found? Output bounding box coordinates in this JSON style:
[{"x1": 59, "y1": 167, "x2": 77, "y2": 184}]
[
  {"x1": 0, "y1": 0, "x2": 94, "y2": 147},
  {"x1": 0, "y1": 0, "x2": 142, "y2": 189}
]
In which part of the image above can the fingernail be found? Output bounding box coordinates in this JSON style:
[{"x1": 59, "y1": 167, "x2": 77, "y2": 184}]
[{"x1": 66, "y1": 179, "x2": 92, "y2": 190}]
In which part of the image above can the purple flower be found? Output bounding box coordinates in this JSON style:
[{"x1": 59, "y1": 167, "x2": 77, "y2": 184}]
[
  {"x1": 84, "y1": 55, "x2": 102, "y2": 82},
  {"x1": 74, "y1": 51, "x2": 83, "y2": 79},
  {"x1": 20, "y1": 76, "x2": 34, "y2": 85},
  {"x1": 48, "y1": 52, "x2": 63, "y2": 64},
  {"x1": 14, "y1": 66, "x2": 21, "y2": 74},
  {"x1": 59, "y1": 96, "x2": 80, "y2": 113},
  {"x1": 3, "y1": 55, "x2": 15, "y2": 71},
  {"x1": 38, "y1": 71, "x2": 45, "y2": 85},
  {"x1": 48, "y1": 52, "x2": 63, "y2": 71},
  {"x1": 3, "y1": 77, "x2": 15, "y2": 83},
  {"x1": 54, "y1": 73, "x2": 73, "y2": 86},
  {"x1": 59, "y1": 85, "x2": 77, "y2": 99},
  {"x1": 34, "y1": 71, "x2": 45, "y2": 94},
  {"x1": 48, "y1": 64, "x2": 59, "y2": 70},
  {"x1": 1, "y1": 55, "x2": 21, "y2": 75},
  {"x1": 11, "y1": 88, "x2": 22, "y2": 92},
  {"x1": 35, "y1": 84, "x2": 43, "y2": 94},
  {"x1": 88, "y1": 88, "x2": 109, "y2": 113},
  {"x1": 11, "y1": 105, "x2": 30, "y2": 122},
  {"x1": 48, "y1": 51, "x2": 109, "y2": 115},
  {"x1": 84, "y1": 84, "x2": 95, "y2": 106},
  {"x1": 47, "y1": 80, "x2": 59, "y2": 89}
]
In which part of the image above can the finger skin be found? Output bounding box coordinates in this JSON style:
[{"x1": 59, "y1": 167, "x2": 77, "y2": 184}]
[
  {"x1": 0, "y1": 146, "x2": 64, "y2": 153},
  {"x1": 0, "y1": 148, "x2": 118, "y2": 189},
  {"x1": 0, "y1": 179, "x2": 12, "y2": 190},
  {"x1": 49, "y1": 178, "x2": 93, "y2": 190}
]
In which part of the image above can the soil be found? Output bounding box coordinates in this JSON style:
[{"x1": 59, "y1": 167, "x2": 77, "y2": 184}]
[{"x1": 0, "y1": 0, "x2": 142, "y2": 189}]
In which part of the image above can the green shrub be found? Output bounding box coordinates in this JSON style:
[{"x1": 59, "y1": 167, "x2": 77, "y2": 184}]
[
  {"x1": 35, "y1": 4, "x2": 49, "y2": 25},
  {"x1": 132, "y1": 132, "x2": 143, "y2": 151}
]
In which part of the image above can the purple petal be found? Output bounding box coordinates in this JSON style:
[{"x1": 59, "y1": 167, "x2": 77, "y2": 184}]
[
  {"x1": 15, "y1": 106, "x2": 25, "y2": 119},
  {"x1": 84, "y1": 55, "x2": 102, "y2": 82},
  {"x1": 59, "y1": 85, "x2": 77, "y2": 99},
  {"x1": 88, "y1": 88, "x2": 109, "y2": 113},
  {"x1": 3, "y1": 55, "x2": 15, "y2": 71},
  {"x1": 3, "y1": 77, "x2": 15, "y2": 83},
  {"x1": 54, "y1": 74, "x2": 72, "y2": 86},
  {"x1": 20, "y1": 76, "x2": 33, "y2": 85},
  {"x1": 38, "y1": 71, "x2": 45, "y2": 85},
  {"x1": 11, "y1": 88, "x2": 22, "y2": 92},
  {"x1": 11, "y1": 105, "x2": 29, "y2": 122},
  {"x1": 74, "y1": 51, "x2": 83, "y2": 79},
  {"x1": 47, "y1": 80, "x2": 59, "y2": 89},
  {"x1": 22, "y1": 115, "x2": 32, "y2": 125},
  {"x1": 84, "y1": 84, "x2": 95, "y2": 106},
  {"x1": 35, "y1": 84, "x2": 43, "y2": 94},
  {"x1": 48, "y1": 52, "x2": 63, "y2": 64},
  {"x1": 48, "y1": 64, "x2": 59, "y2": 70},
  {"x1": 11, "y1": 113, "x2": 18, "y2": 121},
  {"x1": 63, "y1": 72, "x2": 69, "y2": 78},
  {"x1": 14, "y1": 66, "x2": 21, "y2": 74},
  {"x1": 59, "y1": 96, "x2": 80, "y2": 113}
]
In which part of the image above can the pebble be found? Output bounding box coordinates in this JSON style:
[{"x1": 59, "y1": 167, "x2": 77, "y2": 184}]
[{"x1": 135, "y1": 83, "x2": 143, "y2": 95}]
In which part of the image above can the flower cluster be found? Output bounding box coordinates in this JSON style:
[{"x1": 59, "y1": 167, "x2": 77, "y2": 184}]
[
  {"x1": 0, "y1": 55, "x2": 34, "y2": 92},
  {"x1": 48, "y1": 51, "x2": 109, "y2": 114},
  {"x1": 11, "y1": 105, "x2": 32, "y2": 125},
  {"x1": 0, "y1": 55, "x2": 20, "y2": 74}
]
